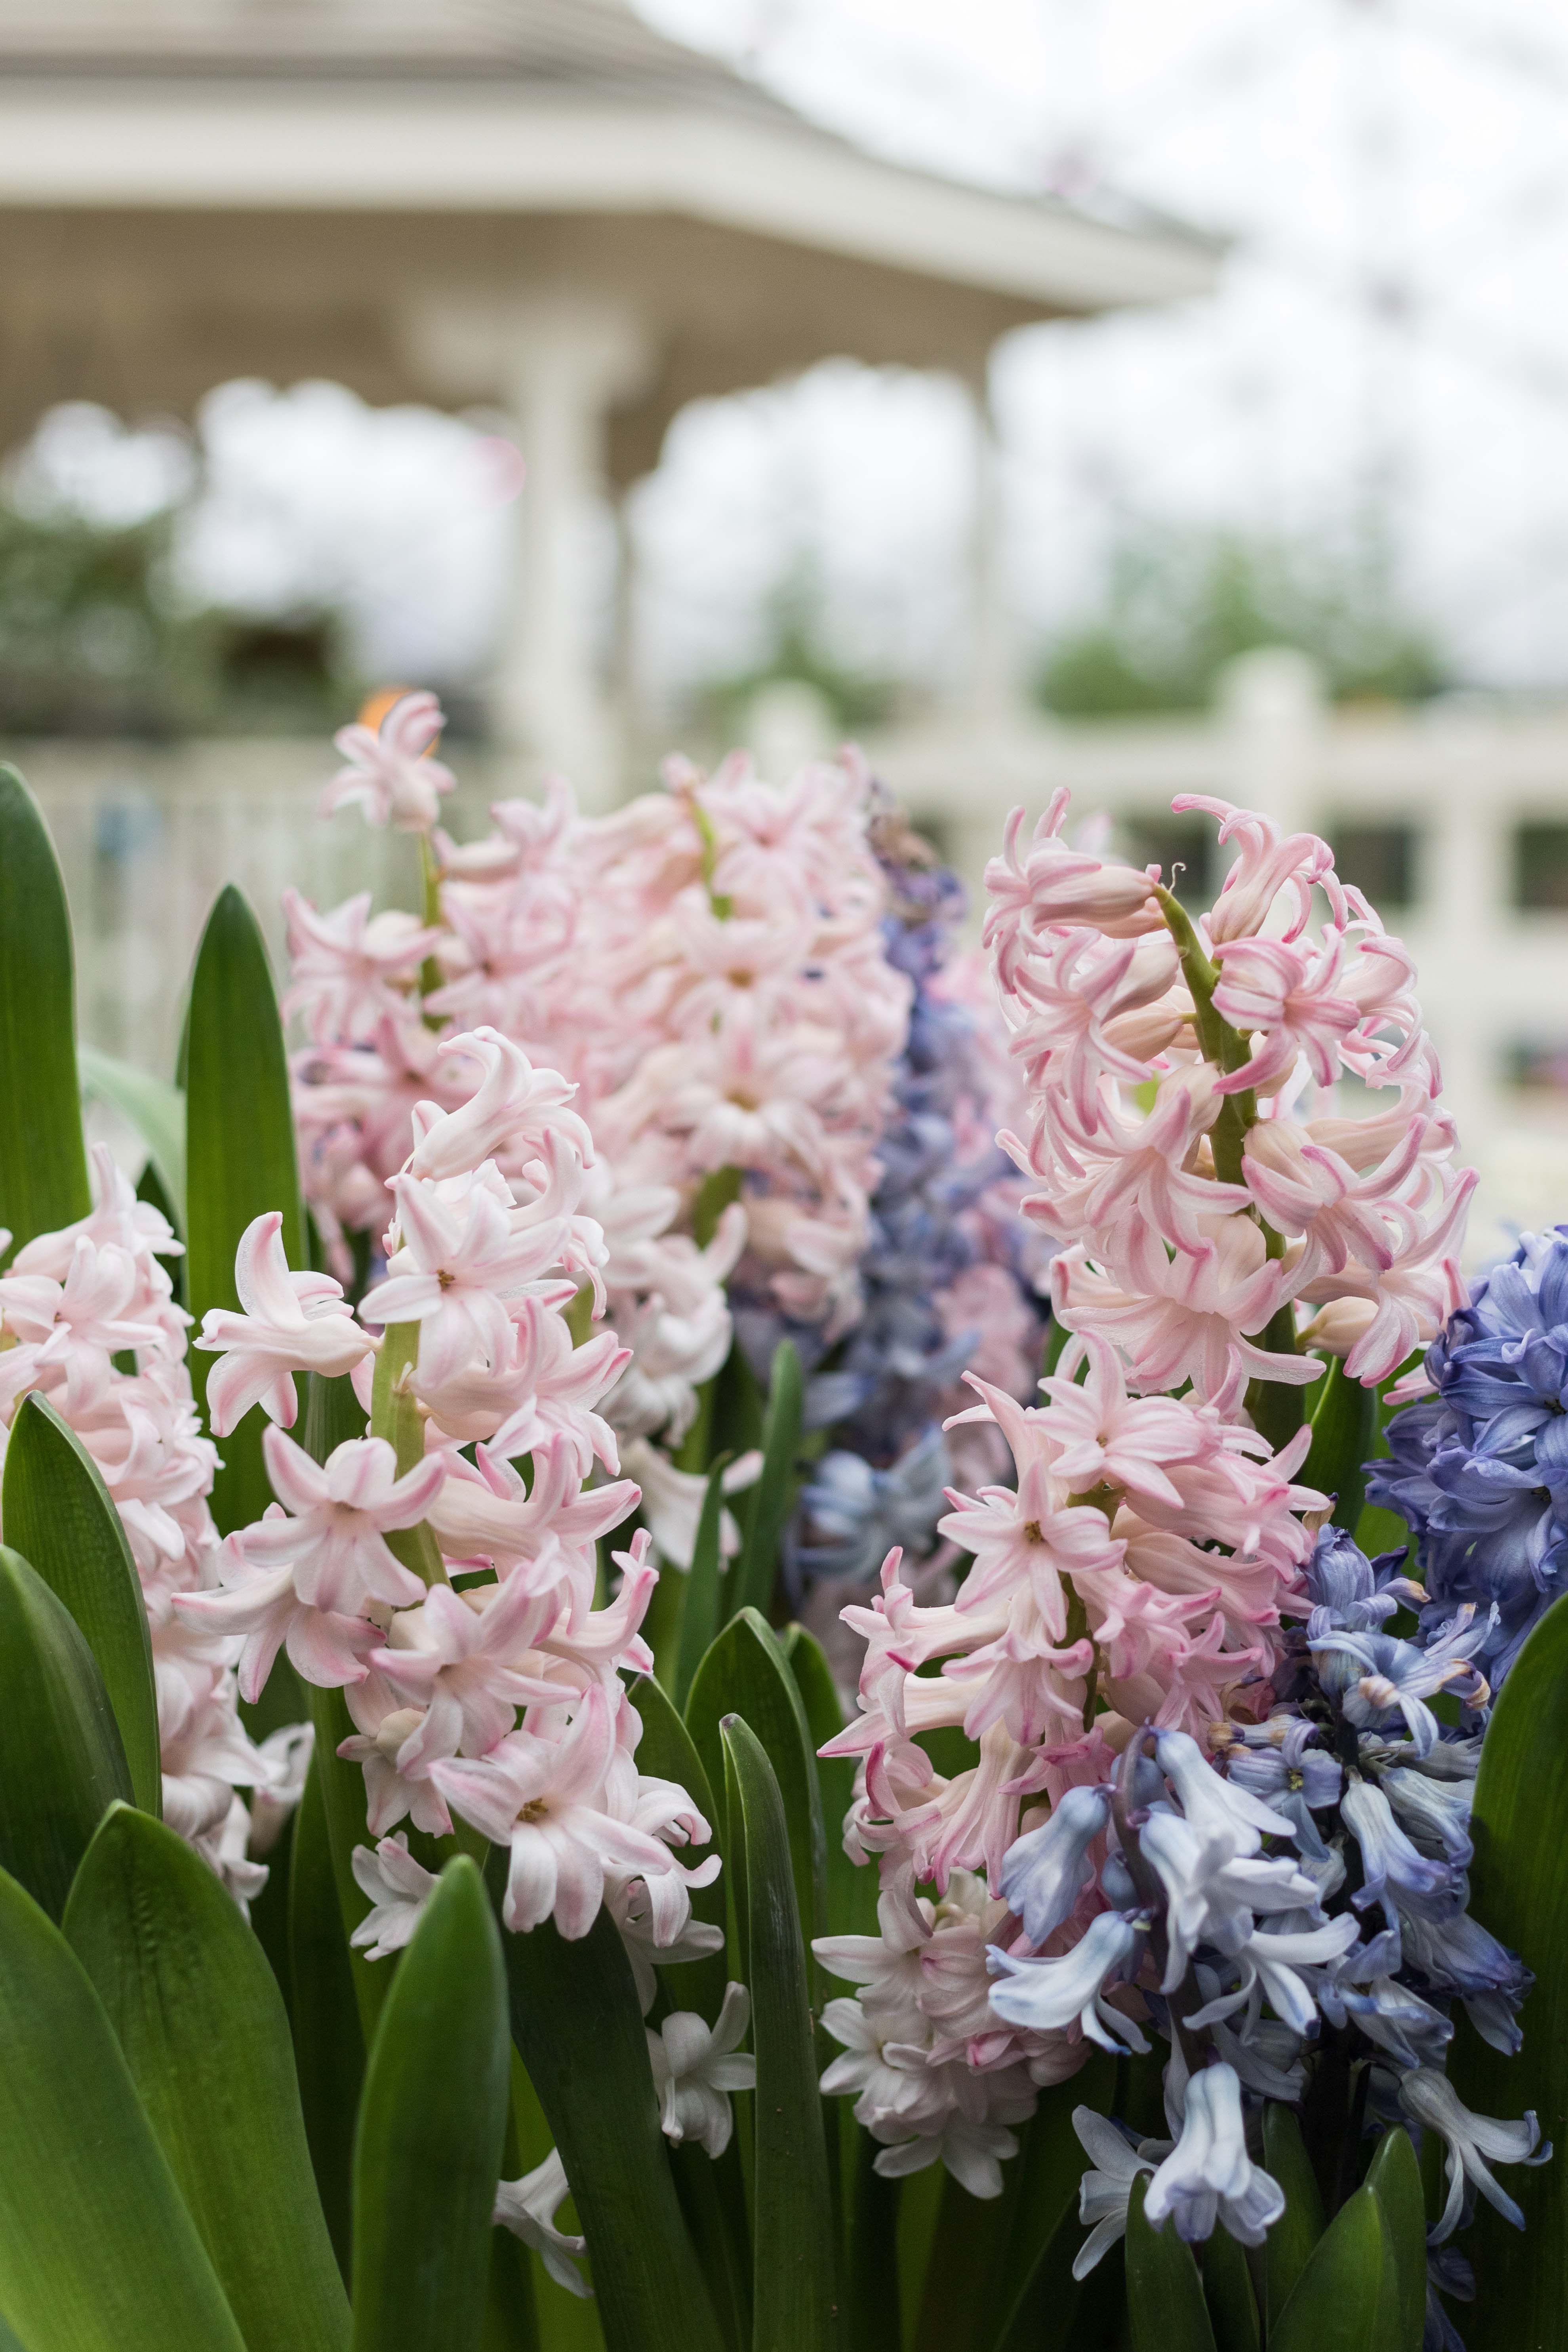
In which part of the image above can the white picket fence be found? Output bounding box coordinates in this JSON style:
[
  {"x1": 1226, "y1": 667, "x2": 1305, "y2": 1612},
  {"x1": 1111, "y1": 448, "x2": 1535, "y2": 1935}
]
[
  {"x1": 15, "y1": 736, "x2": 518, "y2": 1078},
  {"x1": 14, "y1": 652, "x2": 1568, "y2": 1262}
]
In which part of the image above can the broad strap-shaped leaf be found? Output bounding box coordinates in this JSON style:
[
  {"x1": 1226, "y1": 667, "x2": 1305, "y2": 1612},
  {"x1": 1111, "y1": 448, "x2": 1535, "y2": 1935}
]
[
  {"x1": 726, "y1": 1339, "x2": 802, "y2": 1622},
  {"x1": 352, "y1": 1857, "x2": 510, "y2": 2352},
  {"x1": 685, "y1": 1607, "x2": 826, "y2": 1967},
  {"x1": 307, "y1": 1682, "x2": 386, "y2": 2041},
  {"x1": 3, "y1": 1392, "x2": 161, "y2": 1815},
  {"x1": 1202, "y1": 2226, "x2": 1260, "y2": 2352},
  {"x1": 672, "y1": 1457, "x2": 732, "y2": 1709},
  {"x1": 489, "y1": 1873, "x2": 726, "y2": 2352},
  {"x1": 983, "y1": 2056, "x2": 1117, "y2": 2352},
  {"x1": 1364, "y1": 2127, "x2": 1425, "y2": 2352},
  {"x1": 297, "y1": 1370, "x2": 389, "y2": 2036},
  {"x1": 840, "y1": 2126, "x2": 902, "y2": 2352},
  {"x1": 78, "y1": 1042, "x2": 187, "y2": 1234},
  {"x1": 1301, "y1": 1358, "x2": 1378, "y2": 1531},
  {"x1": 290, "y1": 1750, "x2": 366, "y2": 2285},
  {"x1": 721, "y1": 1714, "x2": 839, "y2": 2352},
  {"x1": 184, "y1": 882, "x2": 304, "y2": 1540},
  {"x1": 627, "y1": 1674, "x2": 728, "y2": 2021},
  {"x1": 1124, "y1": 2174, "x2": 1217, "y2": 2352},
  {"x1": 1269, "y1": 2184, "x2": 1400, "y2": 2352},
  {"x1": 0, "y1": 762, "x2": 90, "y2": 1261},
  {"x1": 1261, "y1": 2100, "x2": 1324, "y2": 2331},
  {"x1": 913, "y1": 2171, "x2": 1021, "y2": 2352},
  {"x1": 0, "y1": 1863, "x2": 247, "y2": 2351},
  {"x1": 64, "y1": 1804, "x2": 349, "y2": 2352},
  {"x1": 0, "y1": 1543, "x2": 133, "y2": 1918},
  {"x1": 783, "y1": 1622, "x2": 876, "y2": 1940},
  {"x1": 1451, "y1": 1590, "x2": 1568, "y2": 2351}
]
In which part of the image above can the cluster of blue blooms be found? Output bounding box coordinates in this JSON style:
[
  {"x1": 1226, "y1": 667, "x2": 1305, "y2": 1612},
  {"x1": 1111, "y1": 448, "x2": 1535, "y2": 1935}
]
[
  {"x1": 989, "y1": 1526, "x2": 1545, "y2": 2346},
  {"x1": 797, "y1": 815, "x2": 1048, "y2": 1581},
  {"x1": 1372, "y1": 1225, "x2": 1568, "y2": 1685}
]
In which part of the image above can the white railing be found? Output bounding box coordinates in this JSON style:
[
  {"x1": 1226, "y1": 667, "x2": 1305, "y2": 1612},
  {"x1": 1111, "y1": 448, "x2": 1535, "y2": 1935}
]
[{"x1": 13, "y1": 650, "x2": 1568, "y2": 1260}]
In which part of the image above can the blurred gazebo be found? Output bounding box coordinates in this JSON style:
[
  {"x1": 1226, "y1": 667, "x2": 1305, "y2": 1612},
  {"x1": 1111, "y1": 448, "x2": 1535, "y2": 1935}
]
[{"x1": 0, "y1": 1, "x2": 1222, "y2": 799}]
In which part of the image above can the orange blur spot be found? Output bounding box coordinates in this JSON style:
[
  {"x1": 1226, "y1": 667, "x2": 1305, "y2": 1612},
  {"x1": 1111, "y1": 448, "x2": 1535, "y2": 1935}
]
[{"x1": 357, "y1": 686, "x2": 413, "y2": 732}]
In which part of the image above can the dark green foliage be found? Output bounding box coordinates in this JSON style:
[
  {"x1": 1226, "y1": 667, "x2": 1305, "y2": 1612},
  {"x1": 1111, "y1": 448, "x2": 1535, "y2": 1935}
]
[
  {"x1": 0, "y1": 1862, "x2": 248, "y2": 2350},
  {"x1": 3, "y1": 1393, "x2": 162, "y2": 1815},
  {"x1": 64, "y1": 1804, "x2": 349, "y2": 2352},
  {"x1": 1124, "y1": 2175, "x2": 1217, "y2": 2352},
  {"x1": 0, "y1": 1543, "x2": 133, "y2": 1918},
  {"x1": 490, "y1": 1885, "x2": 725, "y2": 2352},
  {"x1": 722, "y1": 1716, "x2": 839, "y2": 2352},
  {"x1": 1452, "y1": 1592, "x2": 1568, "y2": 2351},
  {"x1": 183, "y1": 882, "x2": 304, "y2": 1562},
  {"x1": 1268, "y1": 2186, "x2": 1400, "y2": 2352},
  {"x1": 0, "y1": 762, "x2": 90, "y2": 1259},
  {"x1": 351, "y1": 1859, "x2": 511, "y2": 2352}
]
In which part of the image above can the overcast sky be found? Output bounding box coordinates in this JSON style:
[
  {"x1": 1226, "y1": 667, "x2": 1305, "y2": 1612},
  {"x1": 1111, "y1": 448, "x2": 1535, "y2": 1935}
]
[{"x1": 17, "y1": 0, "x2": 1568, "y2": 701}]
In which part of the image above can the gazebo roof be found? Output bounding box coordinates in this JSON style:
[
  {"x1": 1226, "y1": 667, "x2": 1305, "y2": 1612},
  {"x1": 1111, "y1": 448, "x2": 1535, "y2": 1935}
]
[{"x1": 0, "y1": 0, "x2": 1223, "y2": 471}]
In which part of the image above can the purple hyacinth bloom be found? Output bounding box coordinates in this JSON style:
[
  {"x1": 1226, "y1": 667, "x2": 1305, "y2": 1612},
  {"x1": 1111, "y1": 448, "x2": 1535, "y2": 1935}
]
[{"x1": 1371, "y1": 1226, "x2": 1568, "y2": 1683}]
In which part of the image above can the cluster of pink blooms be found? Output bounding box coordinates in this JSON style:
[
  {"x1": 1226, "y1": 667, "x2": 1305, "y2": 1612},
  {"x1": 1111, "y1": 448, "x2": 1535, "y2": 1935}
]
[
  {"x1": 288, "y1": 694, "x2": 910, "y2": 1560},
  {"x1": 818, "y1": 790, "x2": 1471, "y2": 2191},
  {"x1": 991, "y1": 790, "x2": 1473, "y2": 1405},
  {"x1": 174, "y1": 1026, "x2": 722, "y2": 1979},
  {"x1": 0, "y1": 1149, "x2": 285, "y2": 1905}
]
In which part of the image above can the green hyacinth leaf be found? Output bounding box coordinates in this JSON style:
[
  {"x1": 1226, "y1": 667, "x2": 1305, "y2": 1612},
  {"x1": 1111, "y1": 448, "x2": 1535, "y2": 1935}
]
[
  {"x1": 289, "y1": 1749, "x2": 366, "y2": 2284},
  {"x1": 0, "y1": 763, "x2": 90, "y2": 1263},
  {"x1": 1202, "y1": 2226, "x2": 1260, "y2": 2352},
  {"x1": 1124, "y1": 2175, "x2": 1217, "y2": 2352},
  {"x1": 1269, "y1": 2184, "x2": 1399, "y2": 2352},
  {"x1": 627, "y1": 1673, "x2": 727, "y2": 2021},
  {"x1": 672, "y1": 1456, "x2": 732, "y2": 1710},
  {"x1": 1261, "y1": 2102, "x2": 1324, "y2": 2331},
  {"x1": 183, "y1": 882, "x2": 305, "y2": 1545},
  {"x1": 490, "y1": 1872, "x2": 725, "y2": 2352},
  {"x1": 726, "y1": 1339, "x2": 802, "y2": 1623},
  {"x1": 351, "y1": 1857, "x2": 510, "y2": 2352},
  {"x1": 64, "y1": 1804, "x2": 349, "y2": 2352},
  {"x1": 0, "y1": 1544, "x2": 133, "y2": 1919},
  {"x1": 1364, "y1": 2127, "x2": 1425, "y2": 2352},
  {"x1": 0, "y1": 1862, "x2": 246, "y2": 2352},
  {"x1": 1451, "y1": 1590, "x2": 1568, "y2": 2352},
  {"x1": 721, "y1": 1714, "x2": 838, "y2": 2352},
  {"x1": 3, "y1": 1393, "x2": 161, "y2": 1815},
  {"x1": 1300, "y1": 1356, "x2": 1379, "y2": 1531},
  {"x1": 782, "y1": 1622, "x2": 874, "y2": 1939},
  {"x1": 983, "y1": 2058, "x2": 1117, "y2": 2352},
  {"x1": 685, "y1": 1607, "x2": 826, "y2": 1968},
  {"x1": 77, "y1": 1043, "x2": 187, "y2": 1233},
  {"x1": 306, "y1": 1682, "x2": 386, "y2": 2043}
]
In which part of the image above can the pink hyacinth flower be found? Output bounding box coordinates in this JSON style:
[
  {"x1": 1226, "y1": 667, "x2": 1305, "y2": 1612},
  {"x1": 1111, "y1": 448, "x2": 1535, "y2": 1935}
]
[
  {"x1": 432, "y1": 1680, "x2": 699, "y2": 1939},
  {"x1": 196, "y1": 1211, "x2": 373, "y2": 1436},
  {"x1": 322, "y1": 689, "x2": 455, "y2": 832}
]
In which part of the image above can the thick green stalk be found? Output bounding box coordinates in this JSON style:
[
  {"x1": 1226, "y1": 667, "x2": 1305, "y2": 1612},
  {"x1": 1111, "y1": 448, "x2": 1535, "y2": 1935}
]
[
  {"x1": 417, "y1": 834, "x2": 446, "y2": 1008},
  {"x1": 1155, "y1": 882, "x2": 1304, "y2": 1435},
  {"x1": 1153, "y1": 884, "x2": 1258, "y2": 1187},
  {"x1": 370, "y1": 1324, "x2": 445, "y2": 1586}
]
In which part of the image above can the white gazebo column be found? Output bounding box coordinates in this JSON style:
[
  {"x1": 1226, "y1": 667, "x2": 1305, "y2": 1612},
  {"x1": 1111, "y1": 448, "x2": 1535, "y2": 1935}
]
[
  {"x1": 403, "y1": 296, "x2": 651, "y2": 809},
  {"x1": 968, "y1": 383, "x2": 1015, "y2": 729}
]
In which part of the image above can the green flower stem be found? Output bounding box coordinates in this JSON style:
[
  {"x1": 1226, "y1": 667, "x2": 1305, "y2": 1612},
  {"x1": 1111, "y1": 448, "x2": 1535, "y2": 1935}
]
[
  {"x1": 1155, "y1": 883, "x2": 1305, "y2": 1435},
  {"x1": 1065, "y1": 1484, "x2": 1120, "y2": 1729},
  {"x1": 417, "y1": 833, "x2": 445, "y2": 1011},
  {"x1": 690, "y1": 798, "x2": 734, "y2": 920},
  {"x1": 1153, "y1": 884, "x2": 1258, "y2": 1188},
  {"x1": 371, "y1": 1324, "x2": 446, "y2": 1587}
]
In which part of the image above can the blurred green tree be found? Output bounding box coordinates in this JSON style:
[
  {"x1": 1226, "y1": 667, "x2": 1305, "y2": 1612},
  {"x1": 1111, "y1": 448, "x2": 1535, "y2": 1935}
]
[
  {"x1": 702, "y1": 557, "x2": 895, "y2": 737},
  {"x1": 0, "y1": 501, "x2": 353, "y2": 738},
  {"x1": 1037, "y1": 525, "x2": 1448, "y2": 718}
]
